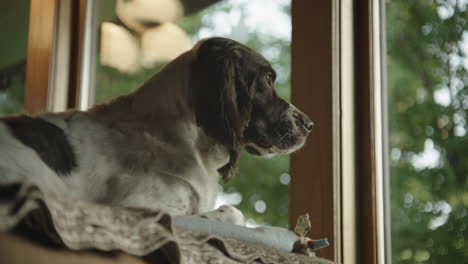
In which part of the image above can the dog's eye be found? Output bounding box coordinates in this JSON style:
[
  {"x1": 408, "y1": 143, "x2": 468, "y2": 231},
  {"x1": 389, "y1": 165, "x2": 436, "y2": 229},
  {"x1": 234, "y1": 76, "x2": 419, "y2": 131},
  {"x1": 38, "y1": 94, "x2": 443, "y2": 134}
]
[{"x1": 265, "y1": 74, "x2": 274, "y2": 86}]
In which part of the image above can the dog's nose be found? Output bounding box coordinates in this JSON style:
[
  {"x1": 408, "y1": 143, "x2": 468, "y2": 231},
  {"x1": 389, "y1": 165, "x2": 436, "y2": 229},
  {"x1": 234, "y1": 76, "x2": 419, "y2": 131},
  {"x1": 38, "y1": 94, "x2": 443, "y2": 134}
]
[
  {"x1": 304, "y1": 120, "x2": 314, "y2": 131},
  {"x1": 293, "y1": 111, "x2": 314, "y2": 131}
]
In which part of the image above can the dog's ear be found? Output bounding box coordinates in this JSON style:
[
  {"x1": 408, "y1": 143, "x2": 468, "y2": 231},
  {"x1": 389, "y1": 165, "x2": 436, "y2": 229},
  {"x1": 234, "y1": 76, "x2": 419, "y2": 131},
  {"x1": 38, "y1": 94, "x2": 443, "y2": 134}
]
[{"x1": 191, "y1": 39, "x2": 254, "y2": 183}]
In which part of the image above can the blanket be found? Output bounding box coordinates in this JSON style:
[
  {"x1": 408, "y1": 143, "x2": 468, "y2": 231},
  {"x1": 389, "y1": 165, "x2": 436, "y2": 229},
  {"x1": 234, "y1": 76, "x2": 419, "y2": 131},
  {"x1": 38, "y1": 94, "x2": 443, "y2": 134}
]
[{"x1": 0, "y1": 182, "x2": 334, "y2": 264}]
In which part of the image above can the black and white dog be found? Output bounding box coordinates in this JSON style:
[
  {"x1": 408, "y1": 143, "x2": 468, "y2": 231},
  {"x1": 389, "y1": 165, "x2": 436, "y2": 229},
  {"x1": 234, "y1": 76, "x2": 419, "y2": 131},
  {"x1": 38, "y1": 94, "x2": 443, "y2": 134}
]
[{"x1": 0, "y1": 38, "x2": 313, "y2": 224}]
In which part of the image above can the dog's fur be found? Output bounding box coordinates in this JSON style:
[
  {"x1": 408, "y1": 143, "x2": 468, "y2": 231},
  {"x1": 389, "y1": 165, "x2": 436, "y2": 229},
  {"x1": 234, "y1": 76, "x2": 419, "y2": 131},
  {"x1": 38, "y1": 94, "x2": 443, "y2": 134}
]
[{"x1": 0, "y1": 38, "x2": 312, "y2": 223}]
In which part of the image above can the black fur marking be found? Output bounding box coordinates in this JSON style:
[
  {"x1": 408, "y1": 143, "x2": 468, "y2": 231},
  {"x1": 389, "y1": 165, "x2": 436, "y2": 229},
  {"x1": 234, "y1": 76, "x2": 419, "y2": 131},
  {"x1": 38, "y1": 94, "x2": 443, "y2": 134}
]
[
  {"x1": 0, "y1": 182, "x2": 22, "y2": 202},
  {"x1": 2, "y1": 115, "x2": 77, "y2": 175}
]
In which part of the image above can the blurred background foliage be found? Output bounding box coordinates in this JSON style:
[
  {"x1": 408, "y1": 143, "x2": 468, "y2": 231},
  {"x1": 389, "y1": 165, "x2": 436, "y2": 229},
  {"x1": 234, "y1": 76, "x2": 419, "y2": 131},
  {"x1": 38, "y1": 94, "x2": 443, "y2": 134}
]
[
  {"x1": 0, "y1": 0, "x2": 29, "y2": 114},
  {"x1": 386, "y1": 0, "x2": 467, "y2": 263}
]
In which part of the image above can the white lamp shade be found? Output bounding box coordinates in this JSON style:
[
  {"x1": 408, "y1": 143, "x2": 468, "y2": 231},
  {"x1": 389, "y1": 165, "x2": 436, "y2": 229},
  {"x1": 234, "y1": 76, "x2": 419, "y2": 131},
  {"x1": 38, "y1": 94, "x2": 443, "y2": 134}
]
[
  {"x1": 100, "y1": 22, "x2": 140, "y2": 74},
  {"x1": 140, "y1": 22, "x2": 192, "y2": 68}
]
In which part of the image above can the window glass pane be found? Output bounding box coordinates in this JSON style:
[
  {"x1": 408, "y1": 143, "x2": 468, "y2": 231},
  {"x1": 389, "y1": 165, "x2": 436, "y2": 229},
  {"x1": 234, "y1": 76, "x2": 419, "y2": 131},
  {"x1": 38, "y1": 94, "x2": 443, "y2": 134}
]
[
  {"x1": 94, "y1": 0, "x2": 291, "y2": 228},
  {"x1": 0, "y1": 0, "x2": 30, "y2": 115},
  {"x1": 386, "y1": 0, "x2": 467, "y2": 263}
]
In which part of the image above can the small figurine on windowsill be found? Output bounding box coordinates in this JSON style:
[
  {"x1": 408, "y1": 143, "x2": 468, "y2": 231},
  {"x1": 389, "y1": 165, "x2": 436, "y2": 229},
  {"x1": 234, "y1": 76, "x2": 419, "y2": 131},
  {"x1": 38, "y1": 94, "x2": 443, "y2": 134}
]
[{"x1": 292, "y1": 213, "x2": 329, "y2": 256}]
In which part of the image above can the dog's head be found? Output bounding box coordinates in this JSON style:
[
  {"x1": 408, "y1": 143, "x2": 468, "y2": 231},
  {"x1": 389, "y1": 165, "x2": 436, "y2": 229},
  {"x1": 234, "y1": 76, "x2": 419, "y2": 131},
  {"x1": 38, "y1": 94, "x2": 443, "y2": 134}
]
[{"x1": 191, "y1": 38, "x2": 313, "y2": 182}]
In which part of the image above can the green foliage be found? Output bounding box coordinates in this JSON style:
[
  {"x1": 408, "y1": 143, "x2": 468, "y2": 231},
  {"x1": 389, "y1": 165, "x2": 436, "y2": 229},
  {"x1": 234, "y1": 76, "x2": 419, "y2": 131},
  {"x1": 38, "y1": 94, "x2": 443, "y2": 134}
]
[
  {"x1": 386, "y1": 0, "x2": 467, "y2": 262},
  {"x1": 0, "y1": 0, "x2": 30, "y2": 115},
  {"x1": 226, "y1": 153, "x2": 290, "y2": 228},
  {"x1": 95, "y1": 64, "x2": 164, "y2": 104},
  {"x1": 0, "y1": 80, "x2": 24, "y2": 115},
  {"x1": 0, "y1": 0, "x2": 31, "y2": 69}
]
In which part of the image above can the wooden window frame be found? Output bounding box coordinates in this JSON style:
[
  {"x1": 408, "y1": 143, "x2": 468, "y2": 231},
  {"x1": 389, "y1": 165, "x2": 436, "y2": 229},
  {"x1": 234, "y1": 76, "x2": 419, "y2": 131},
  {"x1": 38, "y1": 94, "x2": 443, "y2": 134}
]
[
  {"x1": 25, "y1": 0, "x2": 73, "y2": 114},
  {"x1": 25, "y1": 0, "x2": 58, "y2": 114},
  {"x1": 290, "y1": 0, "x2": 389, "y2": 263},
  {"x1": 354, "y1": 0, "x2": 390, "y2": 263},
  {"x1": 290, "y1": 0, "x2": 341, "y2": 261}
]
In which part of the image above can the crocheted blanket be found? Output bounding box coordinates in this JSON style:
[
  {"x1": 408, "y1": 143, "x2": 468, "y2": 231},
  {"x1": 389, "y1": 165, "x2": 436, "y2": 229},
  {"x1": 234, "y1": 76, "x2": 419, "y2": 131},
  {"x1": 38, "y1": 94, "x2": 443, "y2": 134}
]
[{"x1": 0, "y1": 182, "x2": 333, "y2": 264}]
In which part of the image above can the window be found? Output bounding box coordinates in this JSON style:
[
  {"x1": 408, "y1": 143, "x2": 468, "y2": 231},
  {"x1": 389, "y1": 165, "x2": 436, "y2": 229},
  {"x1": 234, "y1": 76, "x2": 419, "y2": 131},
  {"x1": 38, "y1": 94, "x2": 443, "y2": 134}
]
[
  {"x1": 386, "y1": 0, "x2": 468, "y2": 263},
  {"x1": 79, "y1": 0, "x2": 377, "y2": 262},
  {"x1": 91, "y1": 0, "x2": 292, "y2": 228}
]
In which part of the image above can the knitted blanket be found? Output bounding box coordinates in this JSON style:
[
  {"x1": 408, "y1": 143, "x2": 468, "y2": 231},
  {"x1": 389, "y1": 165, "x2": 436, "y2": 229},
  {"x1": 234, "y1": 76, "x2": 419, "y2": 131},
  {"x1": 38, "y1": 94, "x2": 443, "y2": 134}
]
[{"x1": 0, "y1": 182, "x2": 333, "y2": 264}]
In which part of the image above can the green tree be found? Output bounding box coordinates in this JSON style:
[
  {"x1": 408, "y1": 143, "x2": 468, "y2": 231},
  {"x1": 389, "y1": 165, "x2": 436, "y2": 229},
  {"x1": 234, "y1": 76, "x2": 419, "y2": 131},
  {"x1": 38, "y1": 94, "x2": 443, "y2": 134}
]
[{"x1": 386, "y1": 0, "x2": 467, "y2": 262}]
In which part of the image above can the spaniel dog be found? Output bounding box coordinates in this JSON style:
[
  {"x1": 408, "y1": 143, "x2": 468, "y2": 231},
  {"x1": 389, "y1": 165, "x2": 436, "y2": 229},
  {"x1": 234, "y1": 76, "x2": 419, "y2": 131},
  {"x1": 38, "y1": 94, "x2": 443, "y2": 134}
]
[{"x1": 0, "y1": 38, "x2": 313, "y2": 225}]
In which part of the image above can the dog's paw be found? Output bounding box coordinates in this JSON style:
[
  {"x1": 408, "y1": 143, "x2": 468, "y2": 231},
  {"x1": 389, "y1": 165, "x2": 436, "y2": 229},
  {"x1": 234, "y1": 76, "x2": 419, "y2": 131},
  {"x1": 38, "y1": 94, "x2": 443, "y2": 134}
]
[{"x1": 197, "y1": 205, "x2": 245, "y2": 226}]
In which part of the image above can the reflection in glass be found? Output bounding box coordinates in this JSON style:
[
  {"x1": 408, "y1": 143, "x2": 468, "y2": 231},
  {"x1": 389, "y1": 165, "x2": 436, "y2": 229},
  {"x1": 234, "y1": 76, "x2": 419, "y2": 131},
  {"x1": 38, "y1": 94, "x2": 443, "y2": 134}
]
[{"x1": 94, "y1": 0, "x2": 291, "y2": 227}]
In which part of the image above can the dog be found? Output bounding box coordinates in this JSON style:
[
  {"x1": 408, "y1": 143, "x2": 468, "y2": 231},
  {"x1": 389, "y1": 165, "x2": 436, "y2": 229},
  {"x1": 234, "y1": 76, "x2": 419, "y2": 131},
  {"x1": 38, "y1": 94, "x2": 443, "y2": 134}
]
[{"x1": 0, "y1": 37, "x2": 313, "y2": 225}]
